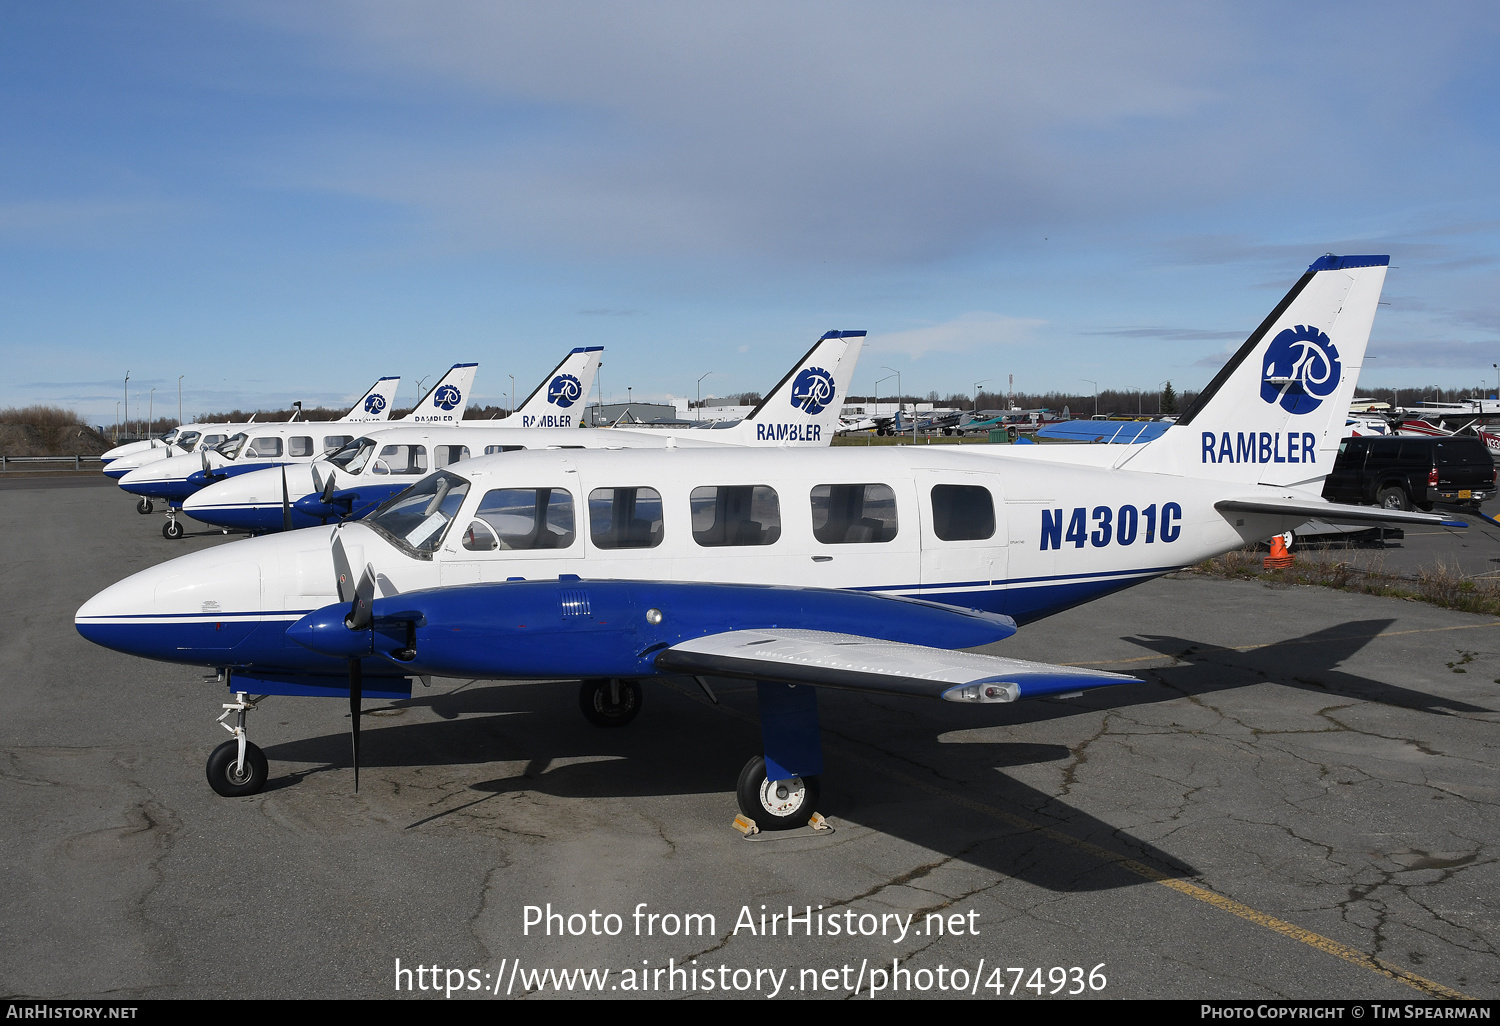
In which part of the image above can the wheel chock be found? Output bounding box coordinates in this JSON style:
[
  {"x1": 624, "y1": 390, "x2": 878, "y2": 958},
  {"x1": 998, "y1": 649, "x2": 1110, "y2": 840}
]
[
  {"x1": 732, "y1": 814, "x2": 759, "y2": 836},
  {"x1": 809, "y1": 812, "x2": 833, "y2": 832}
]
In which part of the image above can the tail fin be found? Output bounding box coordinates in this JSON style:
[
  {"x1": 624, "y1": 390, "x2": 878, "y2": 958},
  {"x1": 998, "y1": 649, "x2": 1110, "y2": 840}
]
[
  {"x1": 1123, "y1": 255, "x2": 1388, "y2": 489},
  {"x1": 509, "y1": 347, "x2": 604, "y2": 429},
  {"x1": 712, "y1": 331, "x2": 866, "y2": 446},
  {"x1": 343, "y1": 377, "x2": 401, "y2": 422},
  {"x1": 402, "y1": 363, "x2": 479, "y2": 425}
]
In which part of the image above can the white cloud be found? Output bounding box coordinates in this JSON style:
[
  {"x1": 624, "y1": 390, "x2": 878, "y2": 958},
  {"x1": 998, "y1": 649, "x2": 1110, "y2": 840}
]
[{"x1": 868, "y1": 313, "x2": 1044, "y2": 360}]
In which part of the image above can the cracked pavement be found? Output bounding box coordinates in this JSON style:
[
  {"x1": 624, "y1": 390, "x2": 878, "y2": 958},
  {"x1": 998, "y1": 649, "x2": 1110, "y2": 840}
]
[{"x1": 3, "y1": 475, "x2": 1498, "y2": 998}]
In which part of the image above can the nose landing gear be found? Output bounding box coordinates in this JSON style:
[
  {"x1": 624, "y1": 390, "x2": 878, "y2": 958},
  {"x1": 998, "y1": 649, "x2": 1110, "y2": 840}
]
[
  {"x1": 162, "y1": 507, "x2": 184, "y2": 539},
  {"x1": 136, "y1": 498, "x2": 154, "y2": 515},
  {"x1": 206, "y1": 691, "x2": 267, "y2": 797}
]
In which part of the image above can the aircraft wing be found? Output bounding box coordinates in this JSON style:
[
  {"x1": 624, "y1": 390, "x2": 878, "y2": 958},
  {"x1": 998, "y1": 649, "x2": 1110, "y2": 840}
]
[
  {"x1": 653, "y1": 628, "x2": 1141, "y2": 702},
  {"x1": 1215, "y1": 496, "x2": 1460, "y2": 527}
]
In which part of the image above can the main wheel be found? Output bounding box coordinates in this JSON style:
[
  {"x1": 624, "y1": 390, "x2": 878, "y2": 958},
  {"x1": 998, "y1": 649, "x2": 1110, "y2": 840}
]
[
  {"x1": 579, "y1": 678, "x2": 641, "y2": 727},
  {"x1": 736, "y1": 755, "x2": 820, "y2": 831},
  {"x1": 162, "y1": 519, "x2": 184, "y2": 539},
  {"x1": 136, "y1": 498, "x2": 154, "y2": 515},
  {"x1": 1377, "y1": 486, "x2": 1410, "y2": 511},
  {"x1": 206, "y1": 740, "x2": 268, "y2": 797}
]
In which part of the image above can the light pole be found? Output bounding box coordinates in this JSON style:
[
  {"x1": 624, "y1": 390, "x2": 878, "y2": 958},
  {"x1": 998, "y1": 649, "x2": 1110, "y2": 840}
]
[
  {"x1": 509, "y1": 374, "x2": 516, "y2": 416},
  {"x1": 413, "y1": 377, "x2": 430, "y2": 411},
  {"x1": 973, "y1": 379, "x2": 990, "y2": 413},
  {"x1": 148, "y1": 387, "x2": 155, "y2": 435},
  {"x1": 178, "y1": 375, "x2": 184, "y2": 426},
  {"x1": 697, "y1": 371, "x2": 713, "y2": 422},
  {"x1": 114, "y1": 402, "x2": 120, "y2": 442},
  {"x1": 881, "y1": 366, "x2": 902, "y2": 438},
  {"x1": 123, "y1": 371, "x2": 129, "y2": 438},
  {"x1": 1082, "y1": 379, "x2": 1097, "y2": 418}
]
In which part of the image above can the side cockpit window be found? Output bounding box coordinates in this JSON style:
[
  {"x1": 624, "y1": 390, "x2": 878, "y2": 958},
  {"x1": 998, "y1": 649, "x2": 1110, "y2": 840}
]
[{"x1": 466, "y1": 488, "x2": 576, "y2": 550}]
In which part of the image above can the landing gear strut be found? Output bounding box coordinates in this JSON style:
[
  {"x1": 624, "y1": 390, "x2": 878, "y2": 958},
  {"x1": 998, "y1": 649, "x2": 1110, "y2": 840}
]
[
  {"x1": 206, "y1": 691, "x2": 267, "y2": 797},
  {"x1": 579, "y1": 678, "x2": 641, "y2": 726},
  {"x1": 162, "y1": 508, "x2": 184, "y2": 540},
  {"x1": 737, "y1": 681, "x2": 824, "y2": 831},
  {"x1": 136, "y1": 498, "x2": 154, "y2": 515}
]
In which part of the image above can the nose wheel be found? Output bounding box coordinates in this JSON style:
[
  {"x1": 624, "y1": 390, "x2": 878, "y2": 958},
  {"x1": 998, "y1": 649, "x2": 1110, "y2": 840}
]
[
  {"x1": 162, "y1": 510, "x2": 184, "y2": 539},
  {"x1": 207, "y1": 692, "x2": 268, "y2": 797},
  {"x1": 579, "y1": 678, "x2": 641, "y2": 727},
  {"x1": 136, "y1": 498, "x2": 154, "y2": 514}
]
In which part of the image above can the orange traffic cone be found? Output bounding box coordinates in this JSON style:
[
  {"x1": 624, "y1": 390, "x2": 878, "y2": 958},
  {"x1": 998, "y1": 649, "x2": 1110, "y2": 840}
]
[{"x1": 1263, "y1": 533, "x2": 1294, "y2": 570}]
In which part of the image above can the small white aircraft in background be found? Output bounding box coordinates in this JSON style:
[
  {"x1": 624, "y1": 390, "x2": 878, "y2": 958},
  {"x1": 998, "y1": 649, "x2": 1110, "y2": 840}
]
[
  {"x1": 116, "y1": 364, "x2": 477, "y2": 538},
  {"x1": 101, "y1": 377, "x2": 402, "y2": 479},
  {"x1": 79, "y1": 256, "x2": 1452, "y2": 831},
  {"x1": 178, "y1": 333, "x2": 863, "y2": 533}
]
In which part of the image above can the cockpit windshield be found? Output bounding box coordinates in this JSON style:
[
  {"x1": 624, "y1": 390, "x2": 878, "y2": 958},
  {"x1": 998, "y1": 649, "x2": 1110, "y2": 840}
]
[
  {"x1": 159, "y1": 428, "x2": 179, "y2": 444},
  {"x1": 213, "y1": 433, "x2": 248, "y2": 459},
  {"x1": 326, "y1": 437, "x2": 378, "y2": 474},
  {"x1": 366, "y1": 471, "x2": 471, "y2": 558},
  {"x1": 175, "y1": 431, "x2": 201, "y2": 452}
]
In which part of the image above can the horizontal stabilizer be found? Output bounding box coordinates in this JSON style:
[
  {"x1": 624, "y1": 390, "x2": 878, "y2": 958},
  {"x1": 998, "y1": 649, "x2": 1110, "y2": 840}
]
[
  {"x1": 1215, "y1": 496, "x2": 1455, "y2": 528},
  {"x1": 654, "y1": 628, "x2": 1140, "y2": 701}
]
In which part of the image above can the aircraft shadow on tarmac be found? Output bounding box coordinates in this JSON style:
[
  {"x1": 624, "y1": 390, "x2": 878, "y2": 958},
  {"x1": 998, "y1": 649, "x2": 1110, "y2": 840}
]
[
  {"x1": 252, "y1": 615, "x2": 1488, "y2": 893},
  {"x1": 261, "y1": 679, "x2": 1197, "y2": 895}
]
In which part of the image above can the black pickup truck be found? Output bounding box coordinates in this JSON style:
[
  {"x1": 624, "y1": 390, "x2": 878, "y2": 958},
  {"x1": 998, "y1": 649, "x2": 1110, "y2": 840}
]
[{"x1": 1322, "y1": 435, "x2": 1497, "y2": 510}]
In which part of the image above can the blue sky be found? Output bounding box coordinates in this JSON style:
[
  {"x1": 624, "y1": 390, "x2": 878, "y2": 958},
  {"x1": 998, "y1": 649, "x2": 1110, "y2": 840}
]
[{"x1": 2, "y1": 2, "x2": 1497, "y2": 424}]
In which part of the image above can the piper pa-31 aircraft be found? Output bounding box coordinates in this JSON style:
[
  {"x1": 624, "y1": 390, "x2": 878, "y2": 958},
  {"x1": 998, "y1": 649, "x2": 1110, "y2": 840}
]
[
  {"x1": 116, "y1": 364, "x2": 479, "y2": 538},
  {"x1": 179, "y1": 333, "x2": 863, "y2": 534},
  {"x1": 101, "y1": 377, "x2": 402, "y2": 477},
  {"x1": 77, "y1": 256, "x2": 1452, "y2": 830}
]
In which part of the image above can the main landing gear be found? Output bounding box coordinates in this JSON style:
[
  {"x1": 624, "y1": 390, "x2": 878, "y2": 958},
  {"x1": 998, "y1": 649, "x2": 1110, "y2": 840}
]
[
  {"x1": 206, "y1": 691, "x2": 267, "y2": 797},
  {"x1": 735, "y1": 681, "x2": 824, "y2": 831},
  {"x1": 136, "y1": 498, "x2": 154, "y2": 515},
  {"x1": 579, "y1": 678, "x2": 642, "y2": 727},
  {"x1": 162, "y1": 508, "x2": 184, "y2": 540}
]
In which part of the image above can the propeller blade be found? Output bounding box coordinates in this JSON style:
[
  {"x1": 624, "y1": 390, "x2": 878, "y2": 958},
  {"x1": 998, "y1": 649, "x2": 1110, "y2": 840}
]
[
  {"x1": 345, "y1": 564, "x2": 376, "y2": 631},
  {"x1": 348, "y1": 657, "x2": 362, "y2": 792},
  {"x1": 332, "y1": 533, "x2": 355, "y2": 603},
  {"x1": 321, "y1": 467, "x2": 337, "y2": 505},
  {"x1": 281, "y1": 465, "x2": 292, "y2": 532}
]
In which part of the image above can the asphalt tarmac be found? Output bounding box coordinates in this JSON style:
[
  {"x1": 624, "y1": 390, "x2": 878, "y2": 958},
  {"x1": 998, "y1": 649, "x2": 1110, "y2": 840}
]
[{"x1": 3, "y1": 474, "x2": 1498, "y2": 1000}]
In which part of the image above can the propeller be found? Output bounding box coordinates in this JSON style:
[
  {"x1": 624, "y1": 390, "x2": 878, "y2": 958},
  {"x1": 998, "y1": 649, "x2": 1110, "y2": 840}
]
[
  {"x1": 280, "y1": 465, "x2": 292, "y2": 532},
  {"x1": 330, "y1": 533, "x2": 382, "y2": 791}
]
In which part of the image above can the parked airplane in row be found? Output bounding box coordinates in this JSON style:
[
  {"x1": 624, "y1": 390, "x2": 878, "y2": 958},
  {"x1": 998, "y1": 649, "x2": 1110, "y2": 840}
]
[
  {"x1": 77, "y1": 256, "x2": 1447, "y2": 831},
  {"x1": 102, "y1": 377, "x2": 402, "y2": 481},
  {"x1": 116, "y1": 363, "x2": 481, "y2": 538},
  {"x1": 179, "y1": 333, "x2": 864, "y2": 534}
]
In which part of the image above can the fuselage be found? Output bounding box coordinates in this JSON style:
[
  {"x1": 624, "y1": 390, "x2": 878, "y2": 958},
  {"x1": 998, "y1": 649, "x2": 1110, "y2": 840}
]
[
  {"x1": 78, "y1": 445, "x2": 1292, "y2": 683},
  {"x1": 115, "y1": 425, "x2": 365, "y2": 503}
]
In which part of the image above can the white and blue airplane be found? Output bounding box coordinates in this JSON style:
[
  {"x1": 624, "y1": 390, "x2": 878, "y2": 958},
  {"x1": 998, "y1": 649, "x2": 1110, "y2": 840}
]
[
  {"x1": 116, "y1": 364, "x2": 479, "y2": 538},
  {"x1": 77, "y1": 256, "x2": 1452, "y2": 830},
  {"x1": 177, "y1": 333, "x2": 863, "y2": 534},
  {"x1": 100, "y1": 377, "x2": 402, "y2": 478}
]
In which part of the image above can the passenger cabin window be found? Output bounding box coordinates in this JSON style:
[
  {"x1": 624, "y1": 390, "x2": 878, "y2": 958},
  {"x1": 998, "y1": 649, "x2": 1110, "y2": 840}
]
[
  {"x1": 589, "y1": 487, "x2": 664, "y2": 549},
  {"x1": 288, "y1": 436, "x2": 314, "y2": 458},
  {"x1": 322, "y1": 435, "x2": 353, "y2": 453},
  {"x1": 691, "y1": 485, "x2": 781, "y2": 547},
  {"x1": 436, "y1": 445, "x2": 470, "y2": 466},
  {"x1": 372, "y1": 444, "x2": 428, "y2": 475},
  {"x1": 810, "y1": 484, "x2": 899, "y2": 544},
  {"x1": 246, "y1": 436, "x2": 283, "y2": 458},
  {"x1": 930, "y1": 484, "x2": 995, "y2": 541},
  {"x1": 465, "y1": 488, "x2": 576, "y2": 550},
  {"x1": 484, "y1": 445, "x2": 524, "y2": 455}
]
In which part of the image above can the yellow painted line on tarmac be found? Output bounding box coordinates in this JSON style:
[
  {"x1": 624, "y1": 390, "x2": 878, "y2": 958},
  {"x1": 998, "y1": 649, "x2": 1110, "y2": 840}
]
[{"x1": 659, "y1": 680, "x2": 1474, "y2": 1000}]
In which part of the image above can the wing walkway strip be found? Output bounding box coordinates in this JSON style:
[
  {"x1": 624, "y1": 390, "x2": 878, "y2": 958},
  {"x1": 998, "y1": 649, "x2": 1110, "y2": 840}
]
[{"x1": 660, "y1": 682, "x2": 1472, "y2": 1000}]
